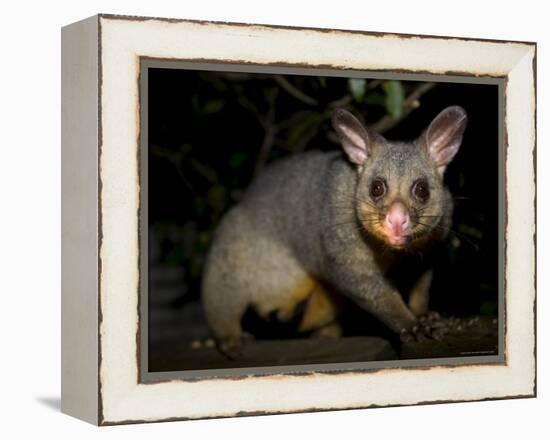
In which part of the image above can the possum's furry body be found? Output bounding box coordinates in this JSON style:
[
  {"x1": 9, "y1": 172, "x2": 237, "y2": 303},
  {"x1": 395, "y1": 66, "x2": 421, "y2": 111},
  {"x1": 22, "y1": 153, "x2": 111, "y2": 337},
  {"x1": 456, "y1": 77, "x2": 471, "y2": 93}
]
[{"x1": 202, "y1": 107, "x2": 467, "y2": 356}]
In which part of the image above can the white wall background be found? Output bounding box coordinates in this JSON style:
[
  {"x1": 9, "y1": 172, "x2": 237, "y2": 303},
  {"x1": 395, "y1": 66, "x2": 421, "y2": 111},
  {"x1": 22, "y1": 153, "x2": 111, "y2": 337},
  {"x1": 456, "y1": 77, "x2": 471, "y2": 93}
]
[{"x1": 0, "y1": 0, "x2": 546, "y2": 437}]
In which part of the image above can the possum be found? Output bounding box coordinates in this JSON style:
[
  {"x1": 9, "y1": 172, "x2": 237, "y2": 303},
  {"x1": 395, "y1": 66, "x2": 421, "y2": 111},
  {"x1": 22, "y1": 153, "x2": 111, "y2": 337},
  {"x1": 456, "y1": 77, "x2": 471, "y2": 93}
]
[{"x1": 202, "y1": 106, "x2": 467, "y2": 357}]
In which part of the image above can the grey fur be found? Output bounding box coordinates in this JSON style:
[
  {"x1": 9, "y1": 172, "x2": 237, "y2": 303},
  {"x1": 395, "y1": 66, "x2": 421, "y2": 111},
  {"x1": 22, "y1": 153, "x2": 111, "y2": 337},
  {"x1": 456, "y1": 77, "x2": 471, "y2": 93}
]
[{"x1": 202, "y1": 106, "x2": 467, "y2": 355}]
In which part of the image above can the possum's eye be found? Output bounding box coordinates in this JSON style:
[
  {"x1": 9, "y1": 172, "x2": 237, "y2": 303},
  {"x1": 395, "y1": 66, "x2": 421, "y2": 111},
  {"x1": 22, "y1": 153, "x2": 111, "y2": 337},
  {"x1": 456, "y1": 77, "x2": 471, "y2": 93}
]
[
  {"x1": 370, "y1": 178, "x2": 387, "y2": 200},
  {"x1": 412, "y1": 178, "x2": 430, "y2": 203}
]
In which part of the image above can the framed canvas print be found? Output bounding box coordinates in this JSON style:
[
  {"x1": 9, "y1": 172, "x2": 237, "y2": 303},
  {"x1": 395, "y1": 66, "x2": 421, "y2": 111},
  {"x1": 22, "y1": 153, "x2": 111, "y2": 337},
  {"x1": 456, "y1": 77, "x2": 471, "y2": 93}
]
[{"x1": 61, "y1": 14, "x2": 536, "y2": 425}]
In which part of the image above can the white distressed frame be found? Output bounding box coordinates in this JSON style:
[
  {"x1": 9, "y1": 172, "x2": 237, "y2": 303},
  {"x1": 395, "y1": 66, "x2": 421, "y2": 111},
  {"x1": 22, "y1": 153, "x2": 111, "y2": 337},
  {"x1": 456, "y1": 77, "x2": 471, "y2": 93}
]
[{"x1": 61, "y1": 14, "x2": 536, "y2": 425}]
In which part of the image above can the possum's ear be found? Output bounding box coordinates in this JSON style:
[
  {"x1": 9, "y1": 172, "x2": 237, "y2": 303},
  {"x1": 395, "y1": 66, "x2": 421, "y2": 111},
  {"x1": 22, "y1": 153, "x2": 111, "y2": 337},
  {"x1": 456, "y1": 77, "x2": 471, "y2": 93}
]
[
  {"x1": 332, "y1": 108, "x2": 371, "y2": 166},
  {"x1": 424, "y1": 106, "x2": 467, "y2": 175}
]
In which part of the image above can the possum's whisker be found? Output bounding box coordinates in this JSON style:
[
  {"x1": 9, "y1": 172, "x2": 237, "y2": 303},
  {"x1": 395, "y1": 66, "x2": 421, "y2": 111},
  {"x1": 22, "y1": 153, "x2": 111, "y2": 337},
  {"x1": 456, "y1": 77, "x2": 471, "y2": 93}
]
[
  {"x1": 325, "y1": 221, "x2": 362, "y2": 230},
  {"x1": 332, "y1": 189, "x2": 379, "y2": 210},
  {"x1": 359, "y1": 215, "x2": 382, "y2": 222},
  {"x1": 327, "y1": 206, "x2": 356, "y2": 211},
  {"x1": 415, "y1": 220, "x2": 480, "y2": 251},
  {"x1": 356, "y1": 198, "x2": 378, "y2": 210},
  {"x1": 415, "y1": 203, "x2": 442, "y2": 214},
  {"x1": 327, "y1": 204, "x2": 366, "y2": 212},
  {"x1": 328, "y1": 216, "x2": 379, "y2": 228}
]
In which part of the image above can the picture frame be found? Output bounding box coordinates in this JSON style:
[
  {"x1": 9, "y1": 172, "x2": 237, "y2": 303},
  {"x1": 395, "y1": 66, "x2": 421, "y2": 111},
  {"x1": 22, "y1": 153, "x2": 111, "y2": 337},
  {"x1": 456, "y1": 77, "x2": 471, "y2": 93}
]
[{"x1": 61, "y1": 14, "x2": 536, "y2": 425}]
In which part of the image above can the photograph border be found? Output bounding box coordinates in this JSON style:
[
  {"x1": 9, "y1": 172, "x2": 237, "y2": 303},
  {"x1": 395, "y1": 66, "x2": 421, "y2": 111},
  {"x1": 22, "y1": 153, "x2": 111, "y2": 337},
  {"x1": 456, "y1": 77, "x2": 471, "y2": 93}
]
[
  {"x1": 61, "y1": 14, "x2": 536, "y2": 425},
  {"x1": 139, "y1": 60, "x2": 506, "y2": 383}
]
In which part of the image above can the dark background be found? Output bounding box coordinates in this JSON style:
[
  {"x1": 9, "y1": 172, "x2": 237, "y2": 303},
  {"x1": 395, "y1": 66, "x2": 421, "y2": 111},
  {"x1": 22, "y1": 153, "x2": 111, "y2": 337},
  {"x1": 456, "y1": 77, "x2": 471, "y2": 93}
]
[{"x1": 147, "y1": 67, "x2": 499, "y2": 359}]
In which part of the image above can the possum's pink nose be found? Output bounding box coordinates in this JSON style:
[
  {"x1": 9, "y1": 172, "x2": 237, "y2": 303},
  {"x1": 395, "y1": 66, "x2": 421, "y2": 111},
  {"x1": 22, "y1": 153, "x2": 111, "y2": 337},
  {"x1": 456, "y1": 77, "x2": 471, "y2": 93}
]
[{"x1": 385, "y1": 202, "x2": 410, "y2": 236}]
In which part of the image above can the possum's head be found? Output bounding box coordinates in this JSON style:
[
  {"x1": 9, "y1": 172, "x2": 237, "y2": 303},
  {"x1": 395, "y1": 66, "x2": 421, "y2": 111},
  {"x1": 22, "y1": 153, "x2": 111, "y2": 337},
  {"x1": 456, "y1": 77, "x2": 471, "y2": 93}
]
[{"x1": 332, "y1": 106, "x2": 467, "y2": 249}]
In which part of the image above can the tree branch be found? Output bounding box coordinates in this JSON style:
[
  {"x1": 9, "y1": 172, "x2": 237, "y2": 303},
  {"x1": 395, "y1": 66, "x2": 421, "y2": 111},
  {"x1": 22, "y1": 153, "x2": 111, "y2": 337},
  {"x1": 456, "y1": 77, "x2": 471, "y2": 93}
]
[
  {"x1": 274, "y1": 75, "x2": 319, "y2": 106},
  {"x1": 369, "y1": 82, "x2": 437, "y2": 134},
  {"x1": 150, "y1": 144, "x2": 194, "y2": 191},
  {"x1": 253, "y1": 89, "x2": 279, "y2": 176},
  {"x1": 328, "y1": 94, "x2": 352, "y2": 109}
]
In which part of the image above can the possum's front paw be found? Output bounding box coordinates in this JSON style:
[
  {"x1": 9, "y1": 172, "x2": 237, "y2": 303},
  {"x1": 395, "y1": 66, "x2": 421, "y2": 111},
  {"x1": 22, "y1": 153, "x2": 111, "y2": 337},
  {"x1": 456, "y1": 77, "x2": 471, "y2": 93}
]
[
  {"x1": 218, "y1": 332, "x2": 255, "y2": 359},
  {"x1": 400, "y1": 311, "x2": 449, "y2": 342}
]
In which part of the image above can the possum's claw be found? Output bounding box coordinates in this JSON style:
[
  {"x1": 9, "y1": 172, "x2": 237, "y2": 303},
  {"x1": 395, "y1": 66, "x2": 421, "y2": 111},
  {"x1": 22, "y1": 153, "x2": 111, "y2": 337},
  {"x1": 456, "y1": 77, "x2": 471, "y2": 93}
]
[{"x1": 400, "y1": 311, "x2": 450, "y2": 342}]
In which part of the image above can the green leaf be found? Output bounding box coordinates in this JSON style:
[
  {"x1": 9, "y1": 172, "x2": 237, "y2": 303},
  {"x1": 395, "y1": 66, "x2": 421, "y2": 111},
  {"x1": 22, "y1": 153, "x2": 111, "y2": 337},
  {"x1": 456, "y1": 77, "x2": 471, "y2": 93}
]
[
  {"x1": 458, "y1": 224, "x2": 483, "y2": 239},
  {"x1": 192, "y1": 97, "x2": 225, "y2": 115},
  {"x1": 202, "y1": 99, "x2": 225, "y2": 114},
  {"x1": 207, "y1": 184, "x2": 226, "y2": 211},
  {"x1": 364, "y1": 92, "x2": 386, "y2": 107},
  {"x1": 166, "y1": 246, "x2": 186, "y2": 265},
  {"x1": 348, "y1": 78, "x2": 367, "y2": 103},
  {"x1": 286, "y1": 112, "x2": 323, "y2": 146},
  {"x1": 193, "y1": 198, "x2": 207, "y2": 215},
  {"x1": 229, "y1": 152, "x2": 248, "y2": 169},
  {"x1": 382, "y1": 80, "x2": 405, "y2": 119}
]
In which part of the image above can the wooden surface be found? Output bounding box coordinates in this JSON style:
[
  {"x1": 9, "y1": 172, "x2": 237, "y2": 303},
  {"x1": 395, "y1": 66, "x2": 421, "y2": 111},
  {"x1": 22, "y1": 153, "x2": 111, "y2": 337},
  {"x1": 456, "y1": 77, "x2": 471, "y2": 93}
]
[
  {"x1": 149, "y1": 265, "x2": 499, "y2": 373},
  {"x1": 149, "y1": 321, "x2": 498, "y2": 373},
  {"x1": 149, "y1": 336, "x2": 398, "y2": 372},
  {"x1": 400, "y1": 317, "x2": 498, "y2": 359}
]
